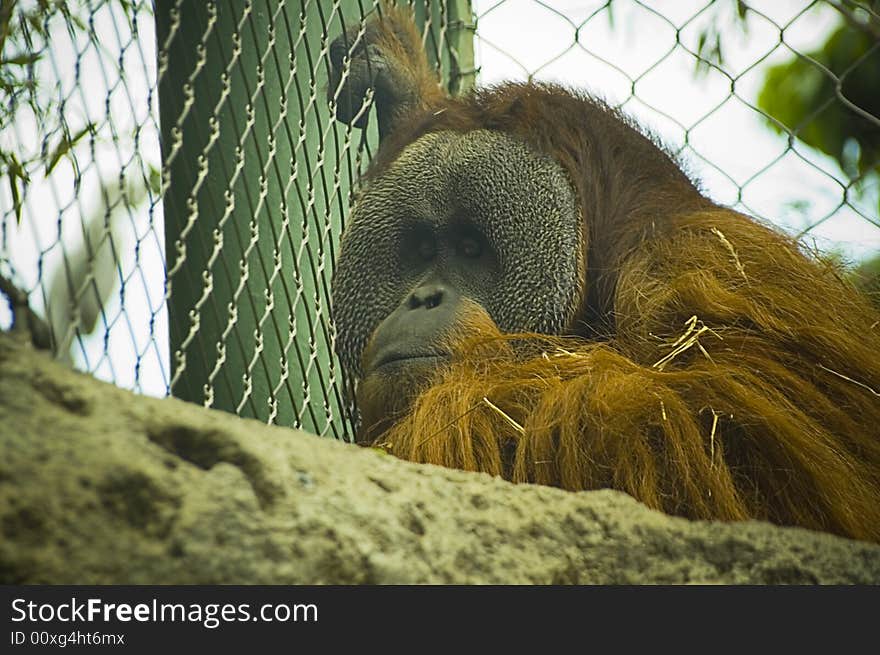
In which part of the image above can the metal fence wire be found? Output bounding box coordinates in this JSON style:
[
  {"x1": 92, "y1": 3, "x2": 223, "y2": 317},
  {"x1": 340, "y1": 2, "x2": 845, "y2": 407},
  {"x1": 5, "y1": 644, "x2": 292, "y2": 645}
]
[{"x1": 1, "y1": 1, "x2": 878, "y2": 440}]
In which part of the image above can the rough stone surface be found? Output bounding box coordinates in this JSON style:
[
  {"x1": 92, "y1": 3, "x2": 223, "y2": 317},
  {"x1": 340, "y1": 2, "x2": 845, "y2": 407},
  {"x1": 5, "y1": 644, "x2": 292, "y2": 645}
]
[{"x1": 1, "y1": 333, "x2": 878, "y2": 584}]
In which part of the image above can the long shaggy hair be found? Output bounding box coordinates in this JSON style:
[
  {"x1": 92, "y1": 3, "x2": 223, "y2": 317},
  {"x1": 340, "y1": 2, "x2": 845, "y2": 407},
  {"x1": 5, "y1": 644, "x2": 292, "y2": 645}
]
[{"x1": 367, "y1": 214, "x2": 880, "y2": 544}]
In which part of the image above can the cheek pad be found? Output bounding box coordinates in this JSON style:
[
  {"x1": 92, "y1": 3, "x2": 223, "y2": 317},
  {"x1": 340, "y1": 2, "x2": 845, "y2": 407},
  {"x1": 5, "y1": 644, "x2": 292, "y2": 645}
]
[
  {"x1": 446, "y1": 133, "x2": 582, "y2": 335},
  {"x1": 332, "y1": 215, "x2": 402, "y2": 378},
  {"x1": 486, "y1": 208, "x2": 581, "y2": 335}
]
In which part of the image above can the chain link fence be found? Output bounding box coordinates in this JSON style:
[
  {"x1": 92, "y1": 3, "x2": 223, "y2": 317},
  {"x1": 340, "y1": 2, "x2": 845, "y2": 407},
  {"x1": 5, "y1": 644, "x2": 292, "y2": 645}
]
[{"x1": 2, "y1": 1, "x2": 878, "y2": 438}]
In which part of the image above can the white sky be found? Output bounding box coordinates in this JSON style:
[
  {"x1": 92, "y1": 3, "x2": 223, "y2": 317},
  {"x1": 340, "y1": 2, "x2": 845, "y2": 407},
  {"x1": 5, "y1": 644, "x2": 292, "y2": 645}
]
[{"x1": 1, "y1": 0, "x2": 878, "y2": 399}]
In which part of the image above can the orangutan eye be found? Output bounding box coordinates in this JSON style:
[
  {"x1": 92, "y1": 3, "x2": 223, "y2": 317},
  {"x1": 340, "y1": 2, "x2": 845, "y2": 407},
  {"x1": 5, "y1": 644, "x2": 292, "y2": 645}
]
[
  {"x1": 458, "y1": 235, "x2": 482, "y2": 258},
  {"x1": 417, "y1": 238, "x2": 436, "y2": 261}
]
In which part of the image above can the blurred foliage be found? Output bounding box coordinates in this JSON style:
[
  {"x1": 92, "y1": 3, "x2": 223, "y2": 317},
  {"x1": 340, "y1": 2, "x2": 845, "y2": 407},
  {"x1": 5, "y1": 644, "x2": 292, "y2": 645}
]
[
  {"x1": 1, "y1": 1, "x2": 84, "y2": 222},
  {"x1": 692, "y1": 0, "x2": 750, "y2": 75},
  {"x1": 757, "y1": 5, "x2": 880, "y2": 184},
  {"x1": 690, "y1": 0, "x2": 880, "y2": 261},
  {"x1": 690, "y1": 1, "x2": 880, "y2": 190},
  {"x1": 0, "y1": 0, "x2": 140, "y2": 223},
  {"x1": 1, "y1": 0, "x2": 157, "y2": 353}
]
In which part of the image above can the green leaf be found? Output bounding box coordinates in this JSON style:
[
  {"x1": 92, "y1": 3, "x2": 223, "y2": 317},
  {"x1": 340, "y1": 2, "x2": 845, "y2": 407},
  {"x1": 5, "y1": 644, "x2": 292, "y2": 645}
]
[
  {"x1": 148, "y1": 165, "x2": 162, "y2": 194},
  {"x1": 6, "y1": 153, "x2": 28, "y2": 224},
  {"x1": 1, "y1": 51, "x2": 42, "y2": 66},
  {"x1": 9, "y1": 174, "x2": 21, "y2": 224},
  {"x1": 696, "y1": 32, "x2": 707, "y2": 57},
  {"x1": 45, "y1": 123, "x2": 95, "y2": 175},
  {"x1": 0, "y1": 0, "x2": 17, "y2": 55}
]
